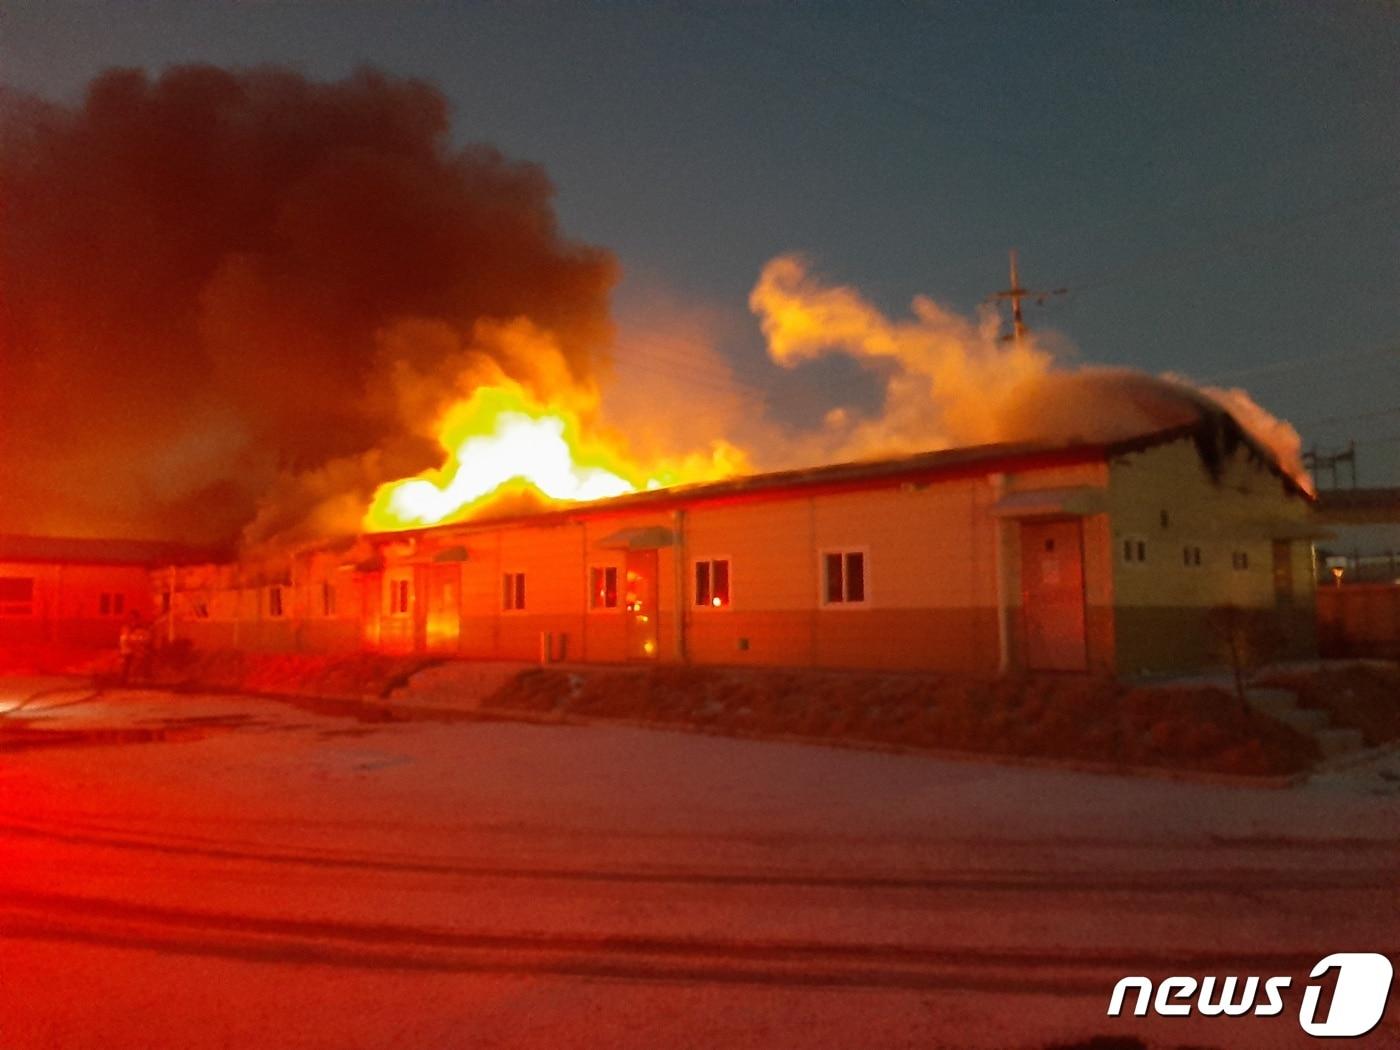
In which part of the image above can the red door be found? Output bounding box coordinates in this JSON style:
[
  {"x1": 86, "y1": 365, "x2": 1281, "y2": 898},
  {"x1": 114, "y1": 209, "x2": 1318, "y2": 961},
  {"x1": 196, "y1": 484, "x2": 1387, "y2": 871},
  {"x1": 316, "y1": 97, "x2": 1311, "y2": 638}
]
[
  {"x1": 624, "y1": 550, "x2": 659, "y2": 660},
  {"x1": 425, "y1": 564, "x2": 461, "y2": 652},
  {"x1": 1020, "y1": 519, "x2": 1088, "y2": 671}
]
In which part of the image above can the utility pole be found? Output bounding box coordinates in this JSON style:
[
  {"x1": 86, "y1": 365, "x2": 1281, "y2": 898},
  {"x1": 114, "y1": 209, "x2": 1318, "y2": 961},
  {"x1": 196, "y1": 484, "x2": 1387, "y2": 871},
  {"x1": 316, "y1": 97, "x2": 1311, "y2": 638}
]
[
  {"x1": 986, "y1": 250, "x2": 1066, "y2": 344},
  {"x1": 1302, "y1": 440, "x2": 1358, "y2": 490}
]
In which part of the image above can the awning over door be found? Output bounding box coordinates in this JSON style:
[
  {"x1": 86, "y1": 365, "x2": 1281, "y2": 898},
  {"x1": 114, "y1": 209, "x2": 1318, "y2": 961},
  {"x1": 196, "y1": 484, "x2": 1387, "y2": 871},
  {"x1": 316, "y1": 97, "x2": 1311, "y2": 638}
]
[
  {"x1": 992, "y1": 486, "x2": 1106, "y2": 519},
  {"x1": 596, "y1": 525, "x2": 674, "y2": 550}
]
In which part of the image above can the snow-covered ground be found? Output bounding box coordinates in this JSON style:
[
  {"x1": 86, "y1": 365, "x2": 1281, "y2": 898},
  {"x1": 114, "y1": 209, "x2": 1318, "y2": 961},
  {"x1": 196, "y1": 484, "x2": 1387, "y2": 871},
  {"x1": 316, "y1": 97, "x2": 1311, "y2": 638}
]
[{"x1": 2, "y1": 676, "x2": 1397, "y2": 1049}]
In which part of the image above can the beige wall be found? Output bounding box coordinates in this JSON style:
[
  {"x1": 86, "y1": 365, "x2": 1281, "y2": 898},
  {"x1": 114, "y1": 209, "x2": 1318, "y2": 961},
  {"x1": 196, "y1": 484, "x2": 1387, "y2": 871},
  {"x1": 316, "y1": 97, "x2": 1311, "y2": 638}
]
[
  {"x1": 1107, "y1": 438, "x2": 1318, "y2": 673},
  {"x1": 163, "y1": 477, "x2": 1027, "y2": 671},
  {"x1": 161, "y1": 445, "x2": 1314, "y2": 676},
  {"x1": 381, "y1": 513, "x2": 682, "y2": 664}
]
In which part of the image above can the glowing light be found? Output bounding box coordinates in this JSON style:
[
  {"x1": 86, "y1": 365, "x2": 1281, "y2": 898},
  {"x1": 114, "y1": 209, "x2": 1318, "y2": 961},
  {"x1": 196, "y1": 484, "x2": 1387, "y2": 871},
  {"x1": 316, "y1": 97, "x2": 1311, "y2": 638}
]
[
  {"x1": 711, "y1": 596, "x2": 722, "y2": 607},
  {"x1": 643, "y1": 640, "x2": 655, "y2": 654},
  {"x1": 366, "y1": 379, "x2": 742, "y2": 532}
]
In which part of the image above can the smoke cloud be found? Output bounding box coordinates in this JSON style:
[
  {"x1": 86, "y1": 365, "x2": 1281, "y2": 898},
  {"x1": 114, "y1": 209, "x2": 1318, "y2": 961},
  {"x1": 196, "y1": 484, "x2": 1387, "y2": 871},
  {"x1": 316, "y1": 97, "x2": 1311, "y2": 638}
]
[
  {"x1": 1, "y1": 66, "x2": 1309, "y2": 552},
  {"x1": 0, "y1": 66, "x2": 616, "y2": 546},
  {"x1": 748, "y1": 255, "x2": 1310, "y2": 490}
]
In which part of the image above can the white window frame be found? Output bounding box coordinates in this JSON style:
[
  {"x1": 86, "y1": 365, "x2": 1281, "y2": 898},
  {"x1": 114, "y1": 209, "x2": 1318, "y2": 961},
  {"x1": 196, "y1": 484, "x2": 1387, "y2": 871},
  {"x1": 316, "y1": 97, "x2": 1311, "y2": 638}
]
[
  {"x1": 502, "y1": 570, "x2": 527, "y2": 613},
  {"x1": 588, "y1": 564, "x2": 621, "y2": 612},
  {"x1": 818, "y1": 547, "x2": 871, "y2": 608},
  {"x1": 692, "y1": 556, "x2": 734, "y2": 610}
]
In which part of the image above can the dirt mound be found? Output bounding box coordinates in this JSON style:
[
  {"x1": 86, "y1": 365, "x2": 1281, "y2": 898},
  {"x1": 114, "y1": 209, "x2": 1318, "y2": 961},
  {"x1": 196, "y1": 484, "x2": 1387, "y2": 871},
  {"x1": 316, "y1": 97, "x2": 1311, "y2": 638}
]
[{"x1": 486, "y1": 666, "x2": 1318, "y2": 777}]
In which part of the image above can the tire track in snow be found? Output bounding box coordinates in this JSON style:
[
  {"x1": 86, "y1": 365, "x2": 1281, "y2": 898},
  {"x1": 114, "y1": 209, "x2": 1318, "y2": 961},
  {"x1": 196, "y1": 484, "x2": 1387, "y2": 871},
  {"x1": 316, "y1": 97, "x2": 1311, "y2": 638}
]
[
  {"x1": 0, "y1": 887, "x2": 1328, "y2": 993},
  {"x1": 3, "y1": 817, "x2": 1395, "y2": 893}
]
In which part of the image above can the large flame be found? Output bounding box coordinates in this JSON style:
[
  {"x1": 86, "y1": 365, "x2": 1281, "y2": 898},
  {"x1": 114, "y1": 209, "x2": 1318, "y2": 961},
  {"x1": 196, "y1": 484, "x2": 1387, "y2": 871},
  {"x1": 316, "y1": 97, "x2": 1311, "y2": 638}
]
[
  {"x1": 365, "y1": 257, "x2": 1312, "y2": 536},
  {"x1": 364, "y1": 379, "x2": 743, "y2": 531}
]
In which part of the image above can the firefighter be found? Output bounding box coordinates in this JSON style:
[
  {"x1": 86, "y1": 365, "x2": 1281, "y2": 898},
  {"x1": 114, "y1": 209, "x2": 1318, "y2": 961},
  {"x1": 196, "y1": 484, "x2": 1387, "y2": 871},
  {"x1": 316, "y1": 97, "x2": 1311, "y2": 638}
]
[{"x1": 118, "y1": 611, "x2": 152, "y2": 684}]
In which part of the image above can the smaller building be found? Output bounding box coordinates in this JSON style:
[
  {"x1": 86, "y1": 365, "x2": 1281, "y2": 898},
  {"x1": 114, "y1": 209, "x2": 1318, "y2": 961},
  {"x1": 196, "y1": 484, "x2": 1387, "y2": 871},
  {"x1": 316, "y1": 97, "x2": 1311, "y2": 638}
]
[{"x1": 0, "y1": 535, "x2": 216, "y2": 652}]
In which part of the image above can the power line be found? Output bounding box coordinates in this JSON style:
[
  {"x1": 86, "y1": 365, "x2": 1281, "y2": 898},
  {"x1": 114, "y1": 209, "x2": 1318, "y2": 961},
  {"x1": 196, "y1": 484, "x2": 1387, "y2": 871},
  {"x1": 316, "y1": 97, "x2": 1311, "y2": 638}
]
[
  {"x1": 680, "y1": 5, "x2": 1044, "y2": 161},
  {"x1": 1295, "y1": 404, "x2": 1400, "y2": 430},
  {"x1": 608, "y1": 347, "x2": 770, "y2": 407},
  {"x1": 1061, "y1": 181, "x2": 1400, "y2": 296},
  {"x1": 1354, "y1": 431, "x2": 1400, "y2": 451},
  {"x1": 673, "y1": 4, "x2": 1398, "y2": 302},
  {"x1": 610, "y1": 356, "x2": 766, "y2": 403},
  {"x1": 1198, "y1": 339, "x2": 1400, "y2": 384}
]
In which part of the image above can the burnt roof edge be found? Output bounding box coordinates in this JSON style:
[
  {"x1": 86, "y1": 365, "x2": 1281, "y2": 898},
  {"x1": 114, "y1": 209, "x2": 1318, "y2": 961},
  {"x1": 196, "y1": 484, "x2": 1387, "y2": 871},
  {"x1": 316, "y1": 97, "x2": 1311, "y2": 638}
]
[{"x1": 365, "y1": 439, "x2": 1113, "y2": 544}]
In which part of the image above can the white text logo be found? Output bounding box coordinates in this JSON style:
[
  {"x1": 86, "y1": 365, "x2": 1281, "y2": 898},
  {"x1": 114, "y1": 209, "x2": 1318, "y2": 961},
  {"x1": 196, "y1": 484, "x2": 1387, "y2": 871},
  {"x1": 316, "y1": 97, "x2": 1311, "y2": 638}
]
[{"x1": 1107, "y1": 953, "x2": 1393, "y2": 1037}]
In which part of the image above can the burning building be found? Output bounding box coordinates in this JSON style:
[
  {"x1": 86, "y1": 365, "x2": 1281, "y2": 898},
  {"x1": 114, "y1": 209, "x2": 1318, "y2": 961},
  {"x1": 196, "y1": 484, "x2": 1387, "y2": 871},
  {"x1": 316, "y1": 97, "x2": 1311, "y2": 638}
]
[
  {"x1": 3, "y1": 66, "x2": 1325, "y2": 676},
  {"x1": 157, "y1": 409, "x2": 1319, "y2": 676}
]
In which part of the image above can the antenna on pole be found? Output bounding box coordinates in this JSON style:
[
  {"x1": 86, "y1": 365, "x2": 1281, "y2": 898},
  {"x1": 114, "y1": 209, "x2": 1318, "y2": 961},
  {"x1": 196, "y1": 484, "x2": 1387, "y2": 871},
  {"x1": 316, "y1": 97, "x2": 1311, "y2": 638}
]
[
  {"x1": 985, "y1": 250, "x2": 1067, "y2": 344},
  {"x1": 1304, "y1": 441, "x2": 1358, "y2": 490}
]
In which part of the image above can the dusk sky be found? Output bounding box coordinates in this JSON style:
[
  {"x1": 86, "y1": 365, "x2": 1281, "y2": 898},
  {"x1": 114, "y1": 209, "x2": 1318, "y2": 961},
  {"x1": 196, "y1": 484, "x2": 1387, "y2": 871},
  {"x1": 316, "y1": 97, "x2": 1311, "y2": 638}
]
[{"x1": 5, "y1": 1, "x2": 1398, "y2": 485}]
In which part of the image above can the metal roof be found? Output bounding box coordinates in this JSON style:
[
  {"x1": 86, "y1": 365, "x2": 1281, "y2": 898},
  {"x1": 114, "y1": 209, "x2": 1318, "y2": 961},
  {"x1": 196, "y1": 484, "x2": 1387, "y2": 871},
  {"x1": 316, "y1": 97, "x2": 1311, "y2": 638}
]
[
  {"x1": 367, "y1": 419, "x2": 1312, "y2": 543},
  {"x1": 370, "y1": 436, "x2": 1118, "y2": 541}
]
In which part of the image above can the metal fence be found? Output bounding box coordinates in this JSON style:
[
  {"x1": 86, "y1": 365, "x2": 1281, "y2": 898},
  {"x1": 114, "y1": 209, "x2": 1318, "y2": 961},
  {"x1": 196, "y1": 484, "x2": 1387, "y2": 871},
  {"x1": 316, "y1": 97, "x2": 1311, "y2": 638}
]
[{"x1": 1316, "y1": 583, "x2": 1400, "y2": 659}]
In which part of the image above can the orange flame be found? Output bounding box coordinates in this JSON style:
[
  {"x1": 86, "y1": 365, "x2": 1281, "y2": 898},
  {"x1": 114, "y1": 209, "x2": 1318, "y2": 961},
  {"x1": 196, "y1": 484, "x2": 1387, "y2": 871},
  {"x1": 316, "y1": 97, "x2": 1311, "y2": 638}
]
[{"x1": 364, "y1": 378, "x2": 743, "y2": 532}]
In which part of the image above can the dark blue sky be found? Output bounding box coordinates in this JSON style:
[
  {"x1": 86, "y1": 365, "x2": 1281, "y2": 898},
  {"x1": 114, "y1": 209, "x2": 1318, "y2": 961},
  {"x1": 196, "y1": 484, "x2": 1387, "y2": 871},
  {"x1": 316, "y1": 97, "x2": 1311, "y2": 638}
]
[{"x1": 6, "y1": 1, "x2": 1398, "y2": 482}]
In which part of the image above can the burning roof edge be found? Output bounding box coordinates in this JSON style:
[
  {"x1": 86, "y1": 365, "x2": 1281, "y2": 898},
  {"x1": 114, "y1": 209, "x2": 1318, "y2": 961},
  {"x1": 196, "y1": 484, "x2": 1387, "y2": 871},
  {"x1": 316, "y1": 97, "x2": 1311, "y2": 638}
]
[
  {"x1": 365, "y1": 420, "x2": 1312, "y2": 545},
  {"x1": 364, "y1": 439, "x2": 1095, "y2": 542}
]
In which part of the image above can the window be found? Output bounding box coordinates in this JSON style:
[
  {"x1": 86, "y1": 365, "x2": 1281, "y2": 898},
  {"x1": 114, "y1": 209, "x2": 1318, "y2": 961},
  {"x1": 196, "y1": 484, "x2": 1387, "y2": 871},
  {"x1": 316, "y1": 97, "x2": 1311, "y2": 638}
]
[
  {"x1": 389, "y1": 578, "x2": 410, "y2": 615},
  {"x1": 821, "y1": 550, "x2": 867, "y2": 605},
  {"x1": 1232, "y1": 550, "x2": 1250, "y2": 571},
  {"x1": 589, "y1": 566, "x2": 619, "y2": 610},
  {"x1": 693, "y1": 558, "x2": 731, "y2": 608},
  {"x1": 0, "y1": 576, "x2": 34, "y2": 616},
  {"x1": 98, "y1": 592, "x2": 126, "y2": 616},
  {"x1": 1159, "y1": 509, "x2": 1170, "y2": 529},
  {"x1": 1121, "y1": 537, "x2": 1148, "y2": 564},
  {"x1": 1182, "y1": 545, "x2": 1203, "y2": 568},
  {"x1": 268, "y1": 586, "x2": 284, "y2": 617},
  {"x1": 503, "y1": 572, "x2": 526, "y2": 612},
  {"x1": 321, "y1": 582, "x2": 337, "y2": 617}
]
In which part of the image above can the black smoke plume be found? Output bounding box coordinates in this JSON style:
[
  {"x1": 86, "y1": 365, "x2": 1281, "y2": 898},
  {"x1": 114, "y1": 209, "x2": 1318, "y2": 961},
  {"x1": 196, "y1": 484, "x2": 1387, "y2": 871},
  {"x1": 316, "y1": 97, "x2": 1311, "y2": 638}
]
[{"x1": 0, "y1": 66, "x2": 617, "y2": 547}]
